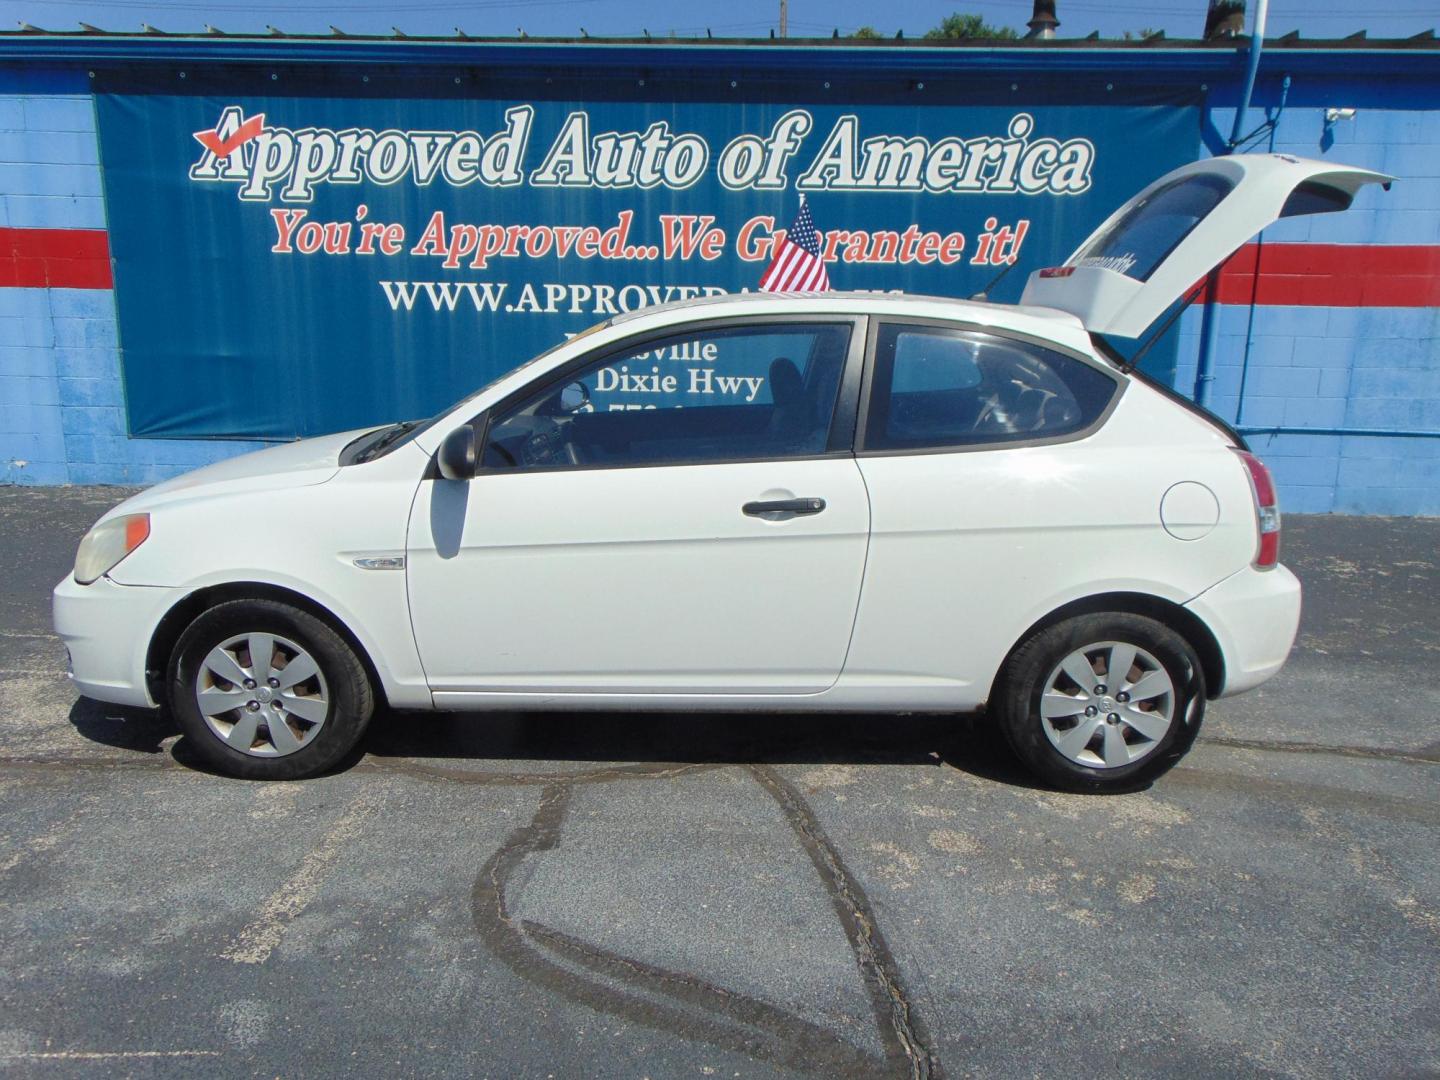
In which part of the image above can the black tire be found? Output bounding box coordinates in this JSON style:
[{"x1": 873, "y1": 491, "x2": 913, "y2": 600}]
[
  {"x1": 168, "y1": 599, "x2": 374, "y2": 780},
  {"x1": 993, "y1": 612, "x2": 1205, "y2": 793}
]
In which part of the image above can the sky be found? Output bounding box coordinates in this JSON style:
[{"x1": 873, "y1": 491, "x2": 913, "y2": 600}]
[{"x1": 1, "y1": 0, "x2": 1436, "y2": 41}]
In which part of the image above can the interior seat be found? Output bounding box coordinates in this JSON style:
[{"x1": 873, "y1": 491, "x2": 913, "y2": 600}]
[{"x1": 766, "y1": 357, "x2": 808, "y2": 448}]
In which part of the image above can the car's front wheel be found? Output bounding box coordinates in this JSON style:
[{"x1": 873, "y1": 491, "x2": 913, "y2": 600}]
[
  {"x1": 993, "y1": 613, "x2": 1205, "y2": 793},
  {"x1": 168, "y1": 599, "x2": 374, "y2": 780}
]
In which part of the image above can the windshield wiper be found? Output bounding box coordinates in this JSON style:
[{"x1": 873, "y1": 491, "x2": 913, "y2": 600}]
[{"x1": 354, "y1": 420, "x2": 421, "y2": 464}]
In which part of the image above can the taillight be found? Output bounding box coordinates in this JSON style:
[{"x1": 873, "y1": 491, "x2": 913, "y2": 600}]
[{"x1": 1233, "y1": 449, "x2": 1280, "y2": 569}]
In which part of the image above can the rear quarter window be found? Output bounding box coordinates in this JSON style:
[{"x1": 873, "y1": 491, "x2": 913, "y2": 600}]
[{"x1": 863, "y1": 324, "x2": 1117, "y2": 452}]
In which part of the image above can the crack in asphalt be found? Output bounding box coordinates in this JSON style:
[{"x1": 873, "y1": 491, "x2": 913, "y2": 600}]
[
  {"x1": 469, "y1": 774, "x2": 878, "y2": 1075},
  {"x1": 359, "y1": 758, "x2": 715, "y2": 786},
  {"x1": 0, "y1": 755, "x2": 175, "y2": 771},
  {"x1": 1168, "y1": 765, "x2": 1440, "y2": 825},
  {"x1": 1202, "y1": 736, "x2": 1440, "y2": 765},
  {"x1": 450, "y1": 758, "x2": 940, "y2": 1078},
  {"x1": 749, "y1": 764, "x2": 943, "y2": 1080},
  {"x1": 520, "y1": 913, "x2": 881, "y2": 1075}
]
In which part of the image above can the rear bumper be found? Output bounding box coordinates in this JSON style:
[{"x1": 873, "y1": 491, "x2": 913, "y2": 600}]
[
  {"x1": 52, "y1": 573, "x2": 186, "y2": 709},
  {"x1": 1185, "y1": 563, "x2": 1302, "y2": 697}
]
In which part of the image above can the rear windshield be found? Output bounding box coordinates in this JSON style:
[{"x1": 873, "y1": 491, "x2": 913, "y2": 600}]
[{"x1": 1070, "y1": 174, "x2": 1236, "y2": 282}]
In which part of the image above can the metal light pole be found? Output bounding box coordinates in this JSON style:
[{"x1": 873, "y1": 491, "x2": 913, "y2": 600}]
[{"x1": 779, "y1": 0, "x2": 787, "y2": 37}]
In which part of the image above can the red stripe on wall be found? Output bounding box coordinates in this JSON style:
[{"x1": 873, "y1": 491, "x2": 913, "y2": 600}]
[
  {"x1": 2, "y1": 228, "x2": 1435, "y2": 306},
  {"x1": 0, "y1": 227, "x2": 112, "y2": 289},
  {"x1": 1201, "y1": 243, "x2": 1440, "y2": 308}
]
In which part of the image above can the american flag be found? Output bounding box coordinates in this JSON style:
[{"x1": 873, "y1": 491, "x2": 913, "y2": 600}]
[{"x1": 759, "y1": 198, "x2": 831, "y2": 292}]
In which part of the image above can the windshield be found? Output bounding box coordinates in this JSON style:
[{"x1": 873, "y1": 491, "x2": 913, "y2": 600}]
[{"x1": 341, "y1": 317, "x2": 614, "y2": 465}]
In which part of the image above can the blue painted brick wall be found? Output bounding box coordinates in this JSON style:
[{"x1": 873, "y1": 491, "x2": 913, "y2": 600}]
[
  {"x1": 1, "y1": 61, "x2": 1437, "y2": 514},
  {"x1": 0, "y1": 65, "x2": 271, "y2": 486},
  {"x1": 1172, "y1": 73, "x2": 1440, "y2": 516}
]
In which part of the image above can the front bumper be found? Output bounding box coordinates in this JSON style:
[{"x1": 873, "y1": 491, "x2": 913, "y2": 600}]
[
  {"x1": 1185, "y1": 563, "x2": 1302, "y2": 698},
  {"x1": 53, "y1": 573, "x2": 187, "y2": 709}
]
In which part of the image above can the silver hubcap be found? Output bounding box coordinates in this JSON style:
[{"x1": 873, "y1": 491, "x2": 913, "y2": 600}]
[
  {"x1": 1039, "y1": 640, "x2": 1175, "y2": 770},
  {"x1": 195, "y1": 632, "x2": 329, "y2": 758}
]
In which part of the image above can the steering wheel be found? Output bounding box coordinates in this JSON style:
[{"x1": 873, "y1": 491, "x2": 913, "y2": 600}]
[
  {"x1": 491, "y1": 415, "x2": 580, "y2": 467},
  {"x1": 548, "y1": 420, "x2": 582, "y2": 466}
]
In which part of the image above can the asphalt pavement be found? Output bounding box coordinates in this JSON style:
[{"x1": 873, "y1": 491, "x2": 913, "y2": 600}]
[{"x1": 0, "y1": 486, "x2": 1436, "y2": 1078}]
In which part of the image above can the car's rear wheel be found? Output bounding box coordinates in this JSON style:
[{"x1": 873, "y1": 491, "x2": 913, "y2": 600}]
[
  {"x1": 993, "y1": 613, "x2": 1205, "y2": 792},
  {"x1": 169, "y1": 599, "x2": 374, "y2": 780}
]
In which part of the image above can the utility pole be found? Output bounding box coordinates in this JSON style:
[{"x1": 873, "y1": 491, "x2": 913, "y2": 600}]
[{"x1": 779, "y1": 0, "x2": 787, "y2": 37}]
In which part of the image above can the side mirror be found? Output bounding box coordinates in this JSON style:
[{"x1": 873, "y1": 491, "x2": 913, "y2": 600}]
[
  {"x1": 558, "y1": 380, "x2": 591, "y2": 414},
  {"x1": 436, "y1": 424, "x2": 477, "y2": 481}
]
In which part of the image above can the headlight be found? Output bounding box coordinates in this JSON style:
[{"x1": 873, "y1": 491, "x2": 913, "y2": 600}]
[{"x1": 74, "y1": 513, "x2": 150, "y2": 585}]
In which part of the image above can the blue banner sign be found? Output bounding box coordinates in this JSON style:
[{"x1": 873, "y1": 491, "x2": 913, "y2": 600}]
[{"x1": 96, "y1": 76, "x2": 1198, "y2": 439}]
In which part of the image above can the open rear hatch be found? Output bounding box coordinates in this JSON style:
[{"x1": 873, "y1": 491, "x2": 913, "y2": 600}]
[{"x1": 1019, "y1": 153, "x2": 1393, "y2": 339}]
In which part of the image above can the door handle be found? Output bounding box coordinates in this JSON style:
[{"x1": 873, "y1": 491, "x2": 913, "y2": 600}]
[{"x1": 742, "y1": 497, "x2": 826, "y2": 517}]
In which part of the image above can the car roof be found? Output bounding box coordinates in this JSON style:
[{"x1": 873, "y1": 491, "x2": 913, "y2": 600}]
[{"x1": 609, "y1": 290, "x2": 1094, "y2": 354}]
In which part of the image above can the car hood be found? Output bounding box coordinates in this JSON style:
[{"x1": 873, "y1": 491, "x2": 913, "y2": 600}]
[{"x1": 111, "y1": 426, "x2": 381, "y2": 513}]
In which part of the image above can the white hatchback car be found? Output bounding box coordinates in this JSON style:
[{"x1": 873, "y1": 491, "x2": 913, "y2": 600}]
[{"x1": 54, "y1": 153, "x2": 1388, "y2": 789}]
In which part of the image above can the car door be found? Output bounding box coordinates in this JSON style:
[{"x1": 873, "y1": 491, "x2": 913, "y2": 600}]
[
  {"x1": 406, "y1": 315, "x2": 870, "y2": 700},
  {"x1": 842, "y1": 319, "x2": 1125, "y2": 706}
]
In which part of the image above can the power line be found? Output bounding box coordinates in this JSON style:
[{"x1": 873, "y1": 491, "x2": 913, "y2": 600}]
[
  {"x1": 20, "y1": 0, "x2": 600, "y2": 11},
  {"x1": 14, "y1": 0, "x2": 1430, "y2": 30}
]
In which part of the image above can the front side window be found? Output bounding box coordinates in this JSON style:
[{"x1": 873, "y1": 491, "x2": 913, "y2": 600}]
[
  {"x1": 482, "y1": 321, "x2": 852, "y2": 470},
  {"x1": 863, "y1": 324, "x2": 1116, "y2": 452}
]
